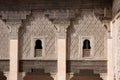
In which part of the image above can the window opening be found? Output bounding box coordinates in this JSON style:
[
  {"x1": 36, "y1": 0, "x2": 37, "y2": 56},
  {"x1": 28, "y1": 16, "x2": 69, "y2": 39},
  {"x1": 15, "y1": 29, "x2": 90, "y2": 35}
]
[
  {"x1": 34, "y1": 39, "x2": 42, "y2": 57},
  {"x1": 83, "y1": 39, "x2": 91, "y2": 57}
]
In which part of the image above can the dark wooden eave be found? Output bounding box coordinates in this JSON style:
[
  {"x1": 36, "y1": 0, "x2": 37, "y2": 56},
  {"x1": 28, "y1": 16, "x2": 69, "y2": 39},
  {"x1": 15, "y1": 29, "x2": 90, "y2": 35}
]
[{"x1": 0, "y1": 0, "x2": 112, "y2": 10}]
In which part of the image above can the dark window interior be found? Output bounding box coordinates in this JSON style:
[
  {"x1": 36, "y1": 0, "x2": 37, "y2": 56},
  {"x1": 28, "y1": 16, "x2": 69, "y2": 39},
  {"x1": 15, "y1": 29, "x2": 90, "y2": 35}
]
[
  {"x1": 83, "y1": 39, "x2": 91, "y2": 57},
  {"x1": 34, "y1": 39, "x2": 42, "y2": 57},
  {"x1": 83, "y1": 39, "x2": 91, "y2": 49}
]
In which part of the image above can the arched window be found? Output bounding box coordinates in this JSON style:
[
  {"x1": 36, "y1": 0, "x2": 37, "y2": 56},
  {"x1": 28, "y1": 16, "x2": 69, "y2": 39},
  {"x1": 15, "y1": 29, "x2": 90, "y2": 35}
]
[
  {"x1": 83, "y1": 39, "x2": 91, "y2": 57},
  {"x1": 34, "y1": 39, "x2": 42, "y2": 57}
]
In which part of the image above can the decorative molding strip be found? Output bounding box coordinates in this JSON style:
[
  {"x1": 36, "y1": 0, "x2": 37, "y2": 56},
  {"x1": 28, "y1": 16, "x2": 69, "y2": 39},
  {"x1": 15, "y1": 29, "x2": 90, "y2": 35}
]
[
  {"x1": 0, "y1": 11, "x2": 31, "y2": 20},
  {"x1": 44, "y1": 10, "x2": 77, "y2": 21}
]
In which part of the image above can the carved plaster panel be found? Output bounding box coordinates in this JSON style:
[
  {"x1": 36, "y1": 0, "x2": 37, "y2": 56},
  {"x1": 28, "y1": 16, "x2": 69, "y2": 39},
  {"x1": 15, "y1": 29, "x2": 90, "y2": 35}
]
[
  {"x1": 19, "y1": 12, "x2": 56, "y2": 59},
  {"x1": 67, "y1": 10, "x2": 107, "y2": 60},
  {"x1": 0, "y1": 19, "x2": 9, "y2": 59}
]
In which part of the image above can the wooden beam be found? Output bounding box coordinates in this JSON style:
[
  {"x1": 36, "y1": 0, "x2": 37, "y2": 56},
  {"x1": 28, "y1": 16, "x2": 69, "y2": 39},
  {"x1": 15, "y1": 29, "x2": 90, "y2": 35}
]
[{"x1": 0, "y1": 0, "x2": 112, "y2": 10}]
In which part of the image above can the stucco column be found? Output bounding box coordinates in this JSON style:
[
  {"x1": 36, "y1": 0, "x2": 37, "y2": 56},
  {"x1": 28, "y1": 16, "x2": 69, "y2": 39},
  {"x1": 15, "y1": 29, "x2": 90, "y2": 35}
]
[
  {"x1": 55, "y1": 23, "x2": 69, "y2": 80},
  {"x1": 107, "y1": 22, "x2": 114, "y2": 80},
  {"x1": 107, "y1": 38, "x2": 114, "y2": 80},
  {"x1": 7, "y1": 21, "x2": 21, "y2": 80}
]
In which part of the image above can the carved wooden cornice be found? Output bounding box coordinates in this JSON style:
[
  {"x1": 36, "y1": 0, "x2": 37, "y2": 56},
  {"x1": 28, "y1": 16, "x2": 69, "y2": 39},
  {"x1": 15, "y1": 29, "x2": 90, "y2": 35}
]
[
  {"x1": 94, "y1": 8, "x2": 112, "y2": 21},
  {"x1": 0, "y1": 0, "x2": 112, "y2": 10},
  {"x1": 44, "y1": 10, "x2": 78, "y2": 24},
  {"x1": 0, "y1": 11, "x2": 31, "y2": 20},
  {"x1": 0, "y1": 11, "x2": 31, "y2": 39}
]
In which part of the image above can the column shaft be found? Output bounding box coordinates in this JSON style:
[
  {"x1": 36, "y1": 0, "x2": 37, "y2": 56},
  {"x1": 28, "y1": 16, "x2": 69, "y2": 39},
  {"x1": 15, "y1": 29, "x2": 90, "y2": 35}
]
[
  {"x1": 107, "y1": 39, "x2": 114, "y2": 80},
  {"x1": 56, "y1": 23, "x2": 69, "y2": 80},
  {"x1": 57, "y1": 39, "x2": 66, "y2": 80},
  {"x1": 9, "y1": 40, "x2": 19, "y2": 80},
  {"x1": 7, "y1": 21, "x2": 21, "y2": 80}
]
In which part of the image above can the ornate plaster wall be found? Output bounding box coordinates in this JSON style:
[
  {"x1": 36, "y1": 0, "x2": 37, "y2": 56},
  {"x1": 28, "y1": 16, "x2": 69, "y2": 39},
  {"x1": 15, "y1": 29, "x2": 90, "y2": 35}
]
[
  {"x1": 0, "y1": 19, "x2": 9, "y2": 59},
  {"x1": 67, "y1": 10, "x2": 107, "y2": 60},
  {"x1": 18, "y1": 10, "x2": 107, "y2": 60},
  {"x1": 19, "y1": 11, "x2": 56, "y2": 59},
  {"x1": 0, "y1": 10, "x2": 107, "y2": 60}
]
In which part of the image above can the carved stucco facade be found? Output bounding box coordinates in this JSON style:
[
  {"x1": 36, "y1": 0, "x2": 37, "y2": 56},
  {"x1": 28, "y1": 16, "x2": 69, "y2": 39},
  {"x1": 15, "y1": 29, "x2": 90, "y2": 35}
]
[
  {"x1": 18, "y1": 10, "x2": 107, "y2": 60},
  {"x1": 0, "y1": 10, "x2": 108, "y2": 80},
  {"x1": 67, "y1": 10, "x2": 107, "y2": 60},
  {"x1": 19, "y1": 12, "x2": 56, "y2": 59},
  {"x1": 0, "y1": 0, "x2": 117, "y2": 80},
  {"x1": 0, "y1": 10, "x2": 107, "y2": 60}
]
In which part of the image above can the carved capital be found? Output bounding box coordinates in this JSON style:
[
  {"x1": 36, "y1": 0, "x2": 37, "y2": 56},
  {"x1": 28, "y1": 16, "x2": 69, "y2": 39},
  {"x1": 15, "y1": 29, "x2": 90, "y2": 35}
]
[
  {"x1": 102, "y1": 20, "x2": 111, "y2": 38},
  {"x1": 6, "y1": 20, "x2": 22, "y2": 39},
  {"x1": 54, "y1": 21, "x2": 70, "y2": 39},
  {"x1": 103, "y1": 20, "x2": 110, "y2": 29}
]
